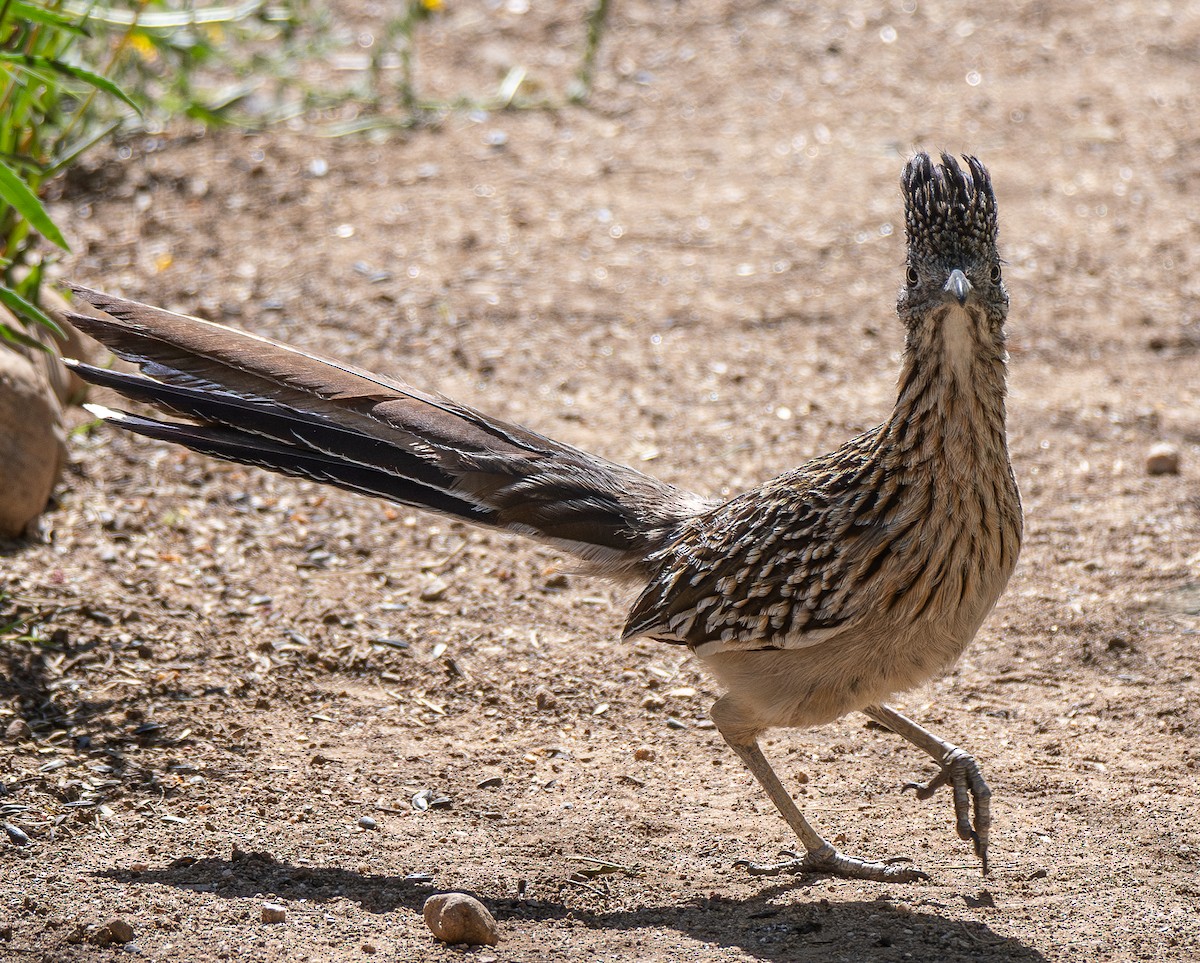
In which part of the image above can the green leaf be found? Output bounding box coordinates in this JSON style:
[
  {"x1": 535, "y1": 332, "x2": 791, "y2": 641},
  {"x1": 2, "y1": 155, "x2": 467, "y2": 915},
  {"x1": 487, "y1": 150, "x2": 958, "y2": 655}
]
[
  {"x1": 0, "y1": 160, "x2": 69, "y2": 251},
  {"x1": 0, "y1": 321, "x2": 52, "y2": 353},
  {"x1": 0, "y1": 284, "x2": 63, "y2": 339},
  {"x1": 45, "y1": 118, "x2": 124, "y2": 178},
  {"x1": 0, "y1": 54, "x2": 141, "y2": 114},
  {"x1": 7, "y1": 1, "x2": 91, "y2": 36}
]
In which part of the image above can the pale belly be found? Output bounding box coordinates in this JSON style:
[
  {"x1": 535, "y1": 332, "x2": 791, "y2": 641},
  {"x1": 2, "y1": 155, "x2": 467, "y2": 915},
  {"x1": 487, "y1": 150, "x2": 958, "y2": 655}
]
[{"x1": 700, "y1": 580, "x2": 1005, "y2": 740}]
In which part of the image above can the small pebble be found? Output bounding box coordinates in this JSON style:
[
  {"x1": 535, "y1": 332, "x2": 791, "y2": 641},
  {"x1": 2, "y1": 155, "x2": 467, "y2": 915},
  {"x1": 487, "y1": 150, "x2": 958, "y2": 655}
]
[
  {"x1": 419, "y1": 577, "x2": 449, "y2": 602},
  {"x1": 91, "y1": 918, "x2": 135, "y2": 945},
  {"x1": 4, "y1": 823, "x2": 30, "y2": 847},
  {"x1": 358, "y1": 816, "x2": 378, "y2": 831},
  {"x1": 534, "y1": 687, "x2": 557, "y2": 711},
  {"x1": 4, "y1": 718, "x2": 31, "y2": 741},
  {"x1": 633, "y1": 747, "x2": 656, "y2": 762},
  {"x1": 261, "y1": 902, "x2": 287, "y2": 924},
  {"x1": 1146, "y1": 442, "x2": 1180, "y2": 476},
  {"x1": 422, "y1": 893, "x2": 499, "y2": 947}
]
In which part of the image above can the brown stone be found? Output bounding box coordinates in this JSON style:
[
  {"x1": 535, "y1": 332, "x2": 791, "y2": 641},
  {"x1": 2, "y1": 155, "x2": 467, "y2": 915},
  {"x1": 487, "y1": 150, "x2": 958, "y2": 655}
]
[
  {"x1": 0, "y1": 332, "x2": 65, "y2": 538},
  {"x1": 90, "y1": 918, "x2": 135, "y2": 945},
  {"x1": 4, "y1": 718, "x2": 31, "y2": 742},
  {"x1": 422, "y1": 893, "x2": 499, "y2": 946},
  {"x1": 1146, "y1": 442, "x2": 1181, "y2": 476}
]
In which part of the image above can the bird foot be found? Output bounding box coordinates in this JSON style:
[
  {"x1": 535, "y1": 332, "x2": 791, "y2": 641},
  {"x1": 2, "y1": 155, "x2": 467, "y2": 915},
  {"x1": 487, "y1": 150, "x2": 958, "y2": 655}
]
[
  {"x1": 734, "y1": 846, "x2": 929, "y2": 883},
  {"x1": 903, "y1": 745, "x2": 991, "y2": 874}
]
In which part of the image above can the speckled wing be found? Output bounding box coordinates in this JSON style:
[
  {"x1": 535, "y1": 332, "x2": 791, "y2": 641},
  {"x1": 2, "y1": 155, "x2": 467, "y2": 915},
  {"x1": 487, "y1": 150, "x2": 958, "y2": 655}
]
[{"x1": 621, "y1": 433, "x2": 912, "y2": 658}]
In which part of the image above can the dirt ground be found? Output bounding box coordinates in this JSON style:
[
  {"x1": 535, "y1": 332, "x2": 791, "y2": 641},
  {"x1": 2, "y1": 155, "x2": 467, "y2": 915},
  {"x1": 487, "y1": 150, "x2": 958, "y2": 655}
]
[{"x1": 3, "y1": 1, "x2": 1200, "y2": 960}]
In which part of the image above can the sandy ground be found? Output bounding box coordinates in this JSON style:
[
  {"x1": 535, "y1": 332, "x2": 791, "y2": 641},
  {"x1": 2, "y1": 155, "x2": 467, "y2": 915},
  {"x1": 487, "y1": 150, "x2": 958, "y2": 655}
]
[{"x1": 3, "y1": 1, "x2": 1200, "y2": 960}]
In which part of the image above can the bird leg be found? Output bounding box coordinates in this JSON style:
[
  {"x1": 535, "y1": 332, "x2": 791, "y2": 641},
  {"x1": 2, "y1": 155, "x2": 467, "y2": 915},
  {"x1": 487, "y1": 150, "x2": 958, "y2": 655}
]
[
  {"x1": 863, "y1": 702, "x2": 991, "y2": 874},
  {"x1": 712, "y1": 701, "x2": 928, "y2": 883}
]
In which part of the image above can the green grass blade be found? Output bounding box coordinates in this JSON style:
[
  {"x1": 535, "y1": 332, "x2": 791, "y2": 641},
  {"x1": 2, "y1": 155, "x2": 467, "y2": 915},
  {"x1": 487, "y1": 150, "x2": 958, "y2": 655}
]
[
  {"x1": 0, "y1": 284, "x2": 63, "y2": 339},
  {"x1": 0, "y1": 54, "x2": 141, "y2": 114},
  {"x1": 0, "y1": 321, "x2": 52, "y2": 352},
  {"x1": 0, "y1": 159, "x2": 69, "y2": 251},
  {"x1": 46, "y1": 117, "x2": 123, "y2": 177},
  {"x1": 7, "y1": 1, "x2": 91, "y2": 36}
]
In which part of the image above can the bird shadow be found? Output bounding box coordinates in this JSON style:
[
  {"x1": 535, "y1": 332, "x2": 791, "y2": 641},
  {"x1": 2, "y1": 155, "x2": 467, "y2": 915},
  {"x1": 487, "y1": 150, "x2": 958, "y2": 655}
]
[{"x1": 100, "y1": 848, "x2": 1047, "y2": 962}]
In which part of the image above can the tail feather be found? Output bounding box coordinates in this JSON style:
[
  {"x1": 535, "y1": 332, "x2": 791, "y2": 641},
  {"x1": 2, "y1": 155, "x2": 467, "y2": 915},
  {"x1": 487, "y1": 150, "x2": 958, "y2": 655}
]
[
  {"x1": 82, "y1": 402, "x2": 492, "y2": 523},
  {"x1": 66, "y1": 360, "x2": 479, "y2": 500},
  {"x1": 67, "y1": 286, "x2": 710, "y2": 574}
]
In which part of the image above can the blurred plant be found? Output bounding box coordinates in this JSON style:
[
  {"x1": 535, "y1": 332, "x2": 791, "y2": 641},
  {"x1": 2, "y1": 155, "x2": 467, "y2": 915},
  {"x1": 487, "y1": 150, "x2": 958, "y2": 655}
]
[
  {"x1": 371, "y1": 0, "x2": 442, "y2": 114},
  {"x1": 0, "y1": 0, "x2": 139, "y2": 350},
  {"x1": 74, "y1": 1, "x2": 319, "y2": 128},
  {"x1": 570, "y1": 0, "x2": 610, "y2": 104},
  {"x1": 0, "y1": 1, "x2": 320, "y2": 352},
  {"x1": 0, "y1": 0, "x2": 620, "y2": 342},
  {"x1": 341, "y1": 0, "x2": 612, "y2": 133}
]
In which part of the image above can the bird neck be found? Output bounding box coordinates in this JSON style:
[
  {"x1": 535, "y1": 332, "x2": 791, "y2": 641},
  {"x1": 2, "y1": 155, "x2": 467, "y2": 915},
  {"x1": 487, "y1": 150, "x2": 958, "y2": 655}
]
[{"x1": 885, "y1": 316, "x2": 1010, "y2": 469}]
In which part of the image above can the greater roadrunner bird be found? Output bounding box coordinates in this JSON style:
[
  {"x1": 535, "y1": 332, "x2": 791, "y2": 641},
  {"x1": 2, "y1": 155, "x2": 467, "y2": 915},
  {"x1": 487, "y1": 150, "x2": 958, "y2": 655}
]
[{"x1": 65, "y1": 152, "x2": 1021, "y2": 882}]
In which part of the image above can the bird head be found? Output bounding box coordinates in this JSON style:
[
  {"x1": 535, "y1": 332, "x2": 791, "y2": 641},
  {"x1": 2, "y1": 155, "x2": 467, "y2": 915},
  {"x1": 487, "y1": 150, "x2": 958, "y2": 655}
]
[{"x1": 897, "y1": 153, "x2": 1008, "y2": 343}]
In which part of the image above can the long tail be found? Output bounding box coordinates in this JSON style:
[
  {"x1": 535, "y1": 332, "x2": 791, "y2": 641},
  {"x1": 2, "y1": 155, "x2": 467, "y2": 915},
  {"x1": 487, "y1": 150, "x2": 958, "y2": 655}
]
[{"x1": 64, "y1": 285, "x2": 710, "y2": 577}]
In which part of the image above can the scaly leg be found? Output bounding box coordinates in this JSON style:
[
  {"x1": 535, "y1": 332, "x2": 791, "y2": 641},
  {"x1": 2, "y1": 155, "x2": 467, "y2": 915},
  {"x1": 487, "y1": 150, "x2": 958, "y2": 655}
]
[
  {"x1": 712, "y1": 699, "x2": 927, "y2": 882},
  {"x1": 864, "y1": 703, "x2": 991, "y2": 874}
]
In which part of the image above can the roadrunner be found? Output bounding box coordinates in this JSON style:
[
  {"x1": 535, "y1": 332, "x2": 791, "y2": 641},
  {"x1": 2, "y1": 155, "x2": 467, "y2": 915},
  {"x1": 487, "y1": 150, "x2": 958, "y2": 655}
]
[{"x1": 66, "y1": 152, "x2": 1021, "y2": 882}]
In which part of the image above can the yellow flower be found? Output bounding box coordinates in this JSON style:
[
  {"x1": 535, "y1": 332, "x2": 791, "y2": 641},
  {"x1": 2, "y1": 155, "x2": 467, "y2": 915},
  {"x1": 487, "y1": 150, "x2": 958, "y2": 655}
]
[
  {"x1": 420, "y1": 0, "x2": 443, "y2": 11},
  {"x1": 129, "y1": 31, "x2": 159, "y2": 64}
]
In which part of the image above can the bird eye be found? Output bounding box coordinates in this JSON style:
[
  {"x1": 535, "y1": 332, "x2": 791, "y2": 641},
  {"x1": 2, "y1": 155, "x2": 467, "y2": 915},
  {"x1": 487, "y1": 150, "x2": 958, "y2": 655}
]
[
  {"x1": 905, "y1": 265, "x2": 919, "y2": 287},
  {"x1": 990, "y1": 264, "x2": 1002, "y2": 284}
]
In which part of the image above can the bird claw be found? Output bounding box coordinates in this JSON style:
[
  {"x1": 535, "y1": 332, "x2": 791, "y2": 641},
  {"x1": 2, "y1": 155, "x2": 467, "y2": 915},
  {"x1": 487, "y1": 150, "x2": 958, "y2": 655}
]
[
  {"x1": 734, "y1": 847, "x2": 929, "y2": 883},
  {"x1": 902, "y1": 766, "x2": 951, "y2": 800},
  {"x1": 904, "y1": 746, "x2": 991, "y2": 874}
]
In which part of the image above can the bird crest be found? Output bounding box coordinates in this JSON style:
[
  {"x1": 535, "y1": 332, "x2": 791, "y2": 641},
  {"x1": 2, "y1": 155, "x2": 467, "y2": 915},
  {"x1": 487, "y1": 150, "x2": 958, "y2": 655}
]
[{"x1": 902, "y1": 153, "x2": 998, "y2": 266}]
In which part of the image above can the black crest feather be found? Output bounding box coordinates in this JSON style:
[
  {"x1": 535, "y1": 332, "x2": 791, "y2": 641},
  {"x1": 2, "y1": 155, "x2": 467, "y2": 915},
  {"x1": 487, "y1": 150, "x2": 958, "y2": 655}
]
[{"x1": 902, "y1": 153, "x2": 998, "y2": 265}]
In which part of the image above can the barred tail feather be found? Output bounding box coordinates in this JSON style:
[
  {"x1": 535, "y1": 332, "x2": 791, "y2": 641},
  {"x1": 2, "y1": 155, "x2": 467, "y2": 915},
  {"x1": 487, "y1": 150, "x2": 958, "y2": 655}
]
[{"x1": 66, "y1": 286, "x2": 709, "y2": 575}]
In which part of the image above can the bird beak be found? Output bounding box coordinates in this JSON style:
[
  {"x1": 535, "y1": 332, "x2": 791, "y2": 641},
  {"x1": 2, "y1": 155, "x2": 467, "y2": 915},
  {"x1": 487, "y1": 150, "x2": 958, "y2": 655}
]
[{"x1": 945, "y1": 269, "x2": 971, "y2": 306}]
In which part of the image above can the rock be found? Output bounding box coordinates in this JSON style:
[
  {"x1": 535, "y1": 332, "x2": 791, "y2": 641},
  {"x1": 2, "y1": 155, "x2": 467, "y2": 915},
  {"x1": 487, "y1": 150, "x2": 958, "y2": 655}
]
[
  {"x1": 4, "y1": 823, "x2": 30, "y2": 846},
  {"x1": 4, "y1": 718, "x2": 31, "y2": 741},
  {"x1": 1146, "y1": 442, "x2": 1181, "y2": 476},
  {"x1": 420, "y1": 577, "x2": 449, "y2": 602},
  {"x1": 422, "y1": 893, "x2": 500, "y2": 947},
  {"x1": 534, "y1": 686, "x2": 557, "y2": 710},
  {"x1": 0, "y1": 335, "x2": 66, "y2": 538},
  {"x1": 90, "y1": 918, "x2": 135, "y2": 945},
  {"x1": 633, "y1": 746, "x2": 656, "y2": 762},
  {"x1": 358, "y1": 816, "x2": 378, "y2": 830},
  {"x1": 261, "y1": 902, "x2": 287, "y2": 924}
]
